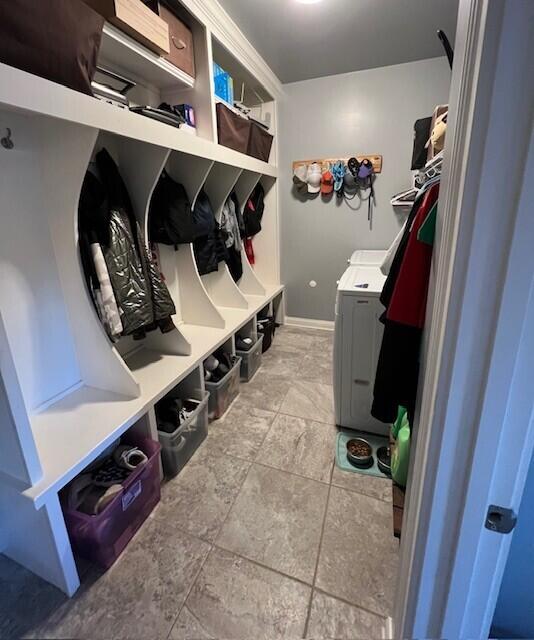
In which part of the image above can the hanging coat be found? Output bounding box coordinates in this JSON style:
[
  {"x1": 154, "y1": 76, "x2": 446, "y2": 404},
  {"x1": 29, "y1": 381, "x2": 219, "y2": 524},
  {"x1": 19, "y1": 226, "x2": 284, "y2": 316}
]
[
  {"x1": 371, "y1": 183, "x2": 440, "y2": 424},
  {"x1": 92, "y1": 149, "x2": 176, "y2": 336}
]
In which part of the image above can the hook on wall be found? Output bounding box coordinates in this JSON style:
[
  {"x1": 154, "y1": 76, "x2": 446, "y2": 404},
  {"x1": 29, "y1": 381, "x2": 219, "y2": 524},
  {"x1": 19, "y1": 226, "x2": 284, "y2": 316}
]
[{"x1": 1, "y1": 128, "x2": 14, "y2": 150}]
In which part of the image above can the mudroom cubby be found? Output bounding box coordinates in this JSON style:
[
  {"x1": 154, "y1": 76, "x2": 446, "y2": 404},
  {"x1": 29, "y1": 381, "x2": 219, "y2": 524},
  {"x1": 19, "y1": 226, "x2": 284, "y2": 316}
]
[
  {"x1": 59, "y1": 414, "x2": 162, "y2": 571},
  {"x1": 204, "y1": 336, "x2": 241, "y2": 421},
  {"x1": 0, "y1": 0, "x2": 283, "y2": 600},
  {"x1": 154, "y1": 367, "x2": 209, "y2": 479}
]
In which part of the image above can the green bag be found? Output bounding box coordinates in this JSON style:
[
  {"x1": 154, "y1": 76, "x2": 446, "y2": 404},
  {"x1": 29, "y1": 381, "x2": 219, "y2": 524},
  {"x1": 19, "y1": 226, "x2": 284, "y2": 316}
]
[
  {"x1": 391, "y1": 406, "x2": 408, "y2": 440},
  {"x1": 392, "y1": 420, "x2": 411, "y2": 487}
]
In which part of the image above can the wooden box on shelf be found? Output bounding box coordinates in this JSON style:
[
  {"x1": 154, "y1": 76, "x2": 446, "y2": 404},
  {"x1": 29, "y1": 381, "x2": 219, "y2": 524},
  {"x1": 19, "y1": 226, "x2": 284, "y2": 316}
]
[
  {"x1": 144, "y1": 1, "x2": 195, "y2": 77},
  {"x1": 82, "y1": 0, "x2": 170, "y2": 55}
]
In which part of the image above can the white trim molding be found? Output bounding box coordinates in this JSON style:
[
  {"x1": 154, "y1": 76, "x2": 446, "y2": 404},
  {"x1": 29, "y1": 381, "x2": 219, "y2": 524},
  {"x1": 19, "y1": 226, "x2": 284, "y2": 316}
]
[
  {"x1": 396, "y1": 1, "x2": 534, "y2": 638},
  {"x1": 284, "y1": 316, "x2": 334, "y2": 332}
]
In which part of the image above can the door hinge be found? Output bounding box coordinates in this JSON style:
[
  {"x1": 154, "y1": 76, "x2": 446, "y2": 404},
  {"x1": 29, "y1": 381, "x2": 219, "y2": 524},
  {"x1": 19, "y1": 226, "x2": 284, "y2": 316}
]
[{"x1": 485, "y1": 505, "x2": 517, "y2": 534}]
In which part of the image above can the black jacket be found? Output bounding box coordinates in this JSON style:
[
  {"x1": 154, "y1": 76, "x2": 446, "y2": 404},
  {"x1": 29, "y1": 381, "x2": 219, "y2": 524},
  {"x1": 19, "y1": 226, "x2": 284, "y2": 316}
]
[{"x1": 79, "y1": 149, "x2": 176, "y2": 337}]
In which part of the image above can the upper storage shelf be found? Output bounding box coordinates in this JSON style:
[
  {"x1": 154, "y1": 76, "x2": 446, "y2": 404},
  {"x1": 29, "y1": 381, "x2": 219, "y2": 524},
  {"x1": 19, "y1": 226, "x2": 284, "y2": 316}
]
[
  {"x1": 99, "y1": 22, "x2": 195, "y2": 91},
  {"x1": 0, "y1": 62, "x2": 277, "y2": 177}
]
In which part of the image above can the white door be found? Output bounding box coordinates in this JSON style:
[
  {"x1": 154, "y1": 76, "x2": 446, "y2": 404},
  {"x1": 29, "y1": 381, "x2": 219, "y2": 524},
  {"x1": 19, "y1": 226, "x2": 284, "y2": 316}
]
[{"x1": 395, "y1": 1, "x2": 534, "y2": 638}]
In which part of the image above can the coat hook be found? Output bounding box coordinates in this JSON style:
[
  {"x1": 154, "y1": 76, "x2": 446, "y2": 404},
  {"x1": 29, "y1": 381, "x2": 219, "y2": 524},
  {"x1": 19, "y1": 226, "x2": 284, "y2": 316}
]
[{"x1": 1, "y1": 128, "x2": 14, "y2": 150}]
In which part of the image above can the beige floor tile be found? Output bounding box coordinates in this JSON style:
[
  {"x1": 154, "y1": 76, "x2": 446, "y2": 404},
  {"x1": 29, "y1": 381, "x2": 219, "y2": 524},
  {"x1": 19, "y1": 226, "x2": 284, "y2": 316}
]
[
  {"x1": 24, "y1": 518, "x2": 210, "y2": 640},
  {"x1": 172, "y1": 547, "x2": 310, "y2": 640},
  {"x1": 279, "y1": 379, "x2": 335, "y2": 424},
  {"x1": 153, "y1": 449, "x2": 250, "y2": 542},
  {"x1": 316, "y1": 486, "x2": 399, "y2": 617},
  {"x1": 332, "y1": 464, "x2": 393, "y2": 502},
  {"x1": 306, "y1": 590, "x2": 388, "y2": 639},
  {"x1": 203, "y1": 404, "x2": 276, "y2": 461},
  {"x1": 217, "y1": 464, "x2": 329, "y2": 584},
  {"x1": 258, "y1": 413, "x2": 335, "y2": 483}
]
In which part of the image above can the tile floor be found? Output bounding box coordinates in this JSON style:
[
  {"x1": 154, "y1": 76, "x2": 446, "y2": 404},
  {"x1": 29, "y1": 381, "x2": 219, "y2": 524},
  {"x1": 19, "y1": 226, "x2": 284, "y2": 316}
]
[{"x1": 0, "y1": 326, "x2": 398, "y2": 640}]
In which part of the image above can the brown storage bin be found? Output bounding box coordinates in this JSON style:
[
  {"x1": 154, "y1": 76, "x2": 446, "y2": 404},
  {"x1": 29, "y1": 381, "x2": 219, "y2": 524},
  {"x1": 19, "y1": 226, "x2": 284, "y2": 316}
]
[
  {"x1": 0, "y1": 0, "x2": 104, "y2": 96},
  {"x1": 247, "y1": 121, "x2": 274, "y2": 163},
  {"x1": 83, "y1": 0, "x2": 170, "y2": 55},
  {"x1": 216, "y1": 102, "x2": 251, "y2": 155},
  {"x1": 159, "y1": 5, "x2": 195, "y2": 77}
]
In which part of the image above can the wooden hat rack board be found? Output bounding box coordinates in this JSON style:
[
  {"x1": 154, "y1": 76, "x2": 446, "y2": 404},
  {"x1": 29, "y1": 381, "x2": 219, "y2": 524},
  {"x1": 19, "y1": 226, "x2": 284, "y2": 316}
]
[
  {"x1": 292, "y1": 155, "x2": 383, "y2": 174},
  {"x1": 292, "y1": 155, "x2": 382, "y2": 227}
]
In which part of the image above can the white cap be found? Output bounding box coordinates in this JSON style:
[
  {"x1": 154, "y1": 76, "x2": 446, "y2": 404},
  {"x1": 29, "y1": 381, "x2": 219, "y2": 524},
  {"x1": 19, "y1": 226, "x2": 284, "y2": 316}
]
[
  {"x1": 294, "y1": 164, "x2": 307, "y2": 182},
  {"x1": 307, "y1": 163, "x2": 322, "y2": 193}
]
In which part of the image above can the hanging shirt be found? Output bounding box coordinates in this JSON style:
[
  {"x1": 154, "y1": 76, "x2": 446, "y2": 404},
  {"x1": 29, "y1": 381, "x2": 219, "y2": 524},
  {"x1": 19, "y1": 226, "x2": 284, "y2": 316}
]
[
  {"x1": 371, "y1": 181, "x2": 439, "y2": 424},
  {"x1": 386, "y1": 182, "x2": 439, "y2": 329},
  {"x1": 417, "y1": 201, "x2": 438, "y2": 246}
]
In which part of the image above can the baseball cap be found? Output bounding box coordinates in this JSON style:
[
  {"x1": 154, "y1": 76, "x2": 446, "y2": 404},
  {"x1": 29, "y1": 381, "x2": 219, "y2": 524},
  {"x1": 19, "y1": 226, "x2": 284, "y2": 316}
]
[
  {"x1": 343, "y1": 168, "x2": 358, "y2": 193},
  {"x1": 307, "y1": 163, "x2": 322, "y2": 194},
  {"x1": 321, "y1": 170, "x2": 334, "y2": 195},
  {"x1": 293, "y1": 164, "x2": 308, "y2": 194},
  {"x1": 332, "y1": 161, "x2": 346, "y2": 193}
]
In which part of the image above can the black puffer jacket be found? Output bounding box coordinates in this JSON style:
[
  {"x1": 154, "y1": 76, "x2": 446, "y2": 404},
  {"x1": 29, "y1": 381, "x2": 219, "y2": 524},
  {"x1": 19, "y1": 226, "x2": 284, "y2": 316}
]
[{"x1": 79, "y1": 149, "x2": 176, "y2": 336}]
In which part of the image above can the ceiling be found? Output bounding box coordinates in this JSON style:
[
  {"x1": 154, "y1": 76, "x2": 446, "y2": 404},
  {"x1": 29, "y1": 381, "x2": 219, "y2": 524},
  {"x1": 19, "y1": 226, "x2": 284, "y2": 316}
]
[{"x1": 217, "y1": 0, "x2": 458, "y2": 84}]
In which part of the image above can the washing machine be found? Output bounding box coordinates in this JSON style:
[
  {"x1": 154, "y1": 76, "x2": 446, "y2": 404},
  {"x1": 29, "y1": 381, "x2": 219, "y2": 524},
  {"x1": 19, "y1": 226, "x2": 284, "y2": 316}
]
[
  {"x1": 347, "y1": 249, "x2": 387, "y2": 267},
  {"x1": 334, "y1": 262, "x2": 388, "y2": 435}
]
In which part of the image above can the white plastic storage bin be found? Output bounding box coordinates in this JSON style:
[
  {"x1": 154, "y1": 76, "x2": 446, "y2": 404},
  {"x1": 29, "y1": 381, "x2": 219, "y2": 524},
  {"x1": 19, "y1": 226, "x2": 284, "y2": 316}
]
[
  {"x1": 236, "y1": 335, "x2": 263, "y2": 382},
  {"x1": 205, "y1": 357, "x2": 242, "y2": 420},
  {"x1": 158, "y1": 390, "x2": 209, "y2": 478}
]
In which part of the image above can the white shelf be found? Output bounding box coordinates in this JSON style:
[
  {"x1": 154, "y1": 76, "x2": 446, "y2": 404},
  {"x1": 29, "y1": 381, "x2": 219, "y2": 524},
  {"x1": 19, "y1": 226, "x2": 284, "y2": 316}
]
[
  {"x1": 100, "y1": 23, "x2": 195, "y2": 91},
  {"x1": 0, "y1": 63, "x2": 277, "y2": 178},
  {"x1": 23, "y1": 286, "x2": 283, "y2": 507}
]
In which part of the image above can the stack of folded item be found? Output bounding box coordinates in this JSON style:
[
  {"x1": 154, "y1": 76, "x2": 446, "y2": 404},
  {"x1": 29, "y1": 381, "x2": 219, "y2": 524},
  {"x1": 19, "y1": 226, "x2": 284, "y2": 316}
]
[{"x1": 66, "y1": 443, "x2": 148, "y2": 516}]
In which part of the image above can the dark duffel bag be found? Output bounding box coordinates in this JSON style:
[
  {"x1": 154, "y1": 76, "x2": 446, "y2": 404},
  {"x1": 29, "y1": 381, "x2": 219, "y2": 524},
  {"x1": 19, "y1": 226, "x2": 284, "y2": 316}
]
[{"x1": 0, "y1": 0, "x2": 104, "y2": 95}]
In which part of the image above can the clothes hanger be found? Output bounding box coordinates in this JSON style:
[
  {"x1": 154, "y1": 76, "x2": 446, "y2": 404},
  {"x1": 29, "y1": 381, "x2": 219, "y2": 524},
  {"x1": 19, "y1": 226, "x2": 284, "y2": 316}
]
[{"x1": 390, "y1": 187, "x2": 418, "y2": 207}]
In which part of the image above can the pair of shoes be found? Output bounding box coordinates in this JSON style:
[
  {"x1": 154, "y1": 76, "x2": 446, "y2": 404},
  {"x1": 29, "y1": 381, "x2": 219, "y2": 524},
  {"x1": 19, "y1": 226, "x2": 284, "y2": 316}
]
[
  {"x1": 235, "y1": 335, "x2": 254, "y2": 351},
  {"x1": 156, "y1": 397, "x2": 198, "y2": 433},
  {"x1": 66, "y1": 443, "x2": 148, "y2": 516},
  {"x1": 204, "y1": 350, "x2": 237, "y2": 383}
]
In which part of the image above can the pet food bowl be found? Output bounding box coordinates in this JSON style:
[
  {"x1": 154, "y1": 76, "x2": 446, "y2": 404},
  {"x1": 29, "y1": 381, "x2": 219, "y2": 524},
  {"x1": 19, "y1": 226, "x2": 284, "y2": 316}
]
[
  {"x1": 377, "y1": 445, "x2": 391, "y2": 476},
  {"x1": 346, "y1": 438, "x2": 373, "y2": 468}
]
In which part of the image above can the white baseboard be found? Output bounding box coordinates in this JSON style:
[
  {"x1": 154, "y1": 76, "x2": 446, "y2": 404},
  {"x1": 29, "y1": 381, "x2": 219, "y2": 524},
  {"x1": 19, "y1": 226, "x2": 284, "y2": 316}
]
[{"x1": 284, "y1": 316, "x2": 334, "y2": 331}]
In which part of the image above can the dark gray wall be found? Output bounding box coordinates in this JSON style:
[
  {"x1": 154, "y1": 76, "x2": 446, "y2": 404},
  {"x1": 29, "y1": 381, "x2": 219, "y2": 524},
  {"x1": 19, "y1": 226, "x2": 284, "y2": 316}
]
[{"x1": 279, "y1": 58, "x2": 451, "y2": 321}]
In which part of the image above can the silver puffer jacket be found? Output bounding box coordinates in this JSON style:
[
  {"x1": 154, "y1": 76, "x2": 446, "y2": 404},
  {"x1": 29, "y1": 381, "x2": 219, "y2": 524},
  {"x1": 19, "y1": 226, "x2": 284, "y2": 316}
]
[{"x1": 81, "y1": 149, "x2": 176, "y2": 337}]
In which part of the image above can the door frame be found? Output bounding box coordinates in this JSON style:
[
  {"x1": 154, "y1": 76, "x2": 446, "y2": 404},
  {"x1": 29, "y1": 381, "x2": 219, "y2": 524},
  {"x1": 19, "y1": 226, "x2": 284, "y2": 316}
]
[{"x1": 395, "y1": 0, "x2": 534, "y2": 637}]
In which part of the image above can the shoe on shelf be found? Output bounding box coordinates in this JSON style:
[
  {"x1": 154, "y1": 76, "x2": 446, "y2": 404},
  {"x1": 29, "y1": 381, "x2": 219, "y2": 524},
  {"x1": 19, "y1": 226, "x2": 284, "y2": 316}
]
[
  {"x1": 204, "y1": 355, "x2": 219, "y2": 372},
  {"x1": 235, "y1": 336, "x2": 254, "y2": 351}
]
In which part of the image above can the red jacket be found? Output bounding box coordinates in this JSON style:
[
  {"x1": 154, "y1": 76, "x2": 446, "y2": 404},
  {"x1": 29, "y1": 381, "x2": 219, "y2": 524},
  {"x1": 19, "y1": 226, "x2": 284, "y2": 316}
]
[{"x1": 386, "y1": 183, "x2": 439, "y2": 328}]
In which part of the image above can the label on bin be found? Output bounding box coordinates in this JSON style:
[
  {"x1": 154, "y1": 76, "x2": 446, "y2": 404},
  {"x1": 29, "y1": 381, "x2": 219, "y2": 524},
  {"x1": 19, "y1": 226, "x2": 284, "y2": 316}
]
[{"x1": 122, "y1": 480, "x2": 142, "y2": 511}]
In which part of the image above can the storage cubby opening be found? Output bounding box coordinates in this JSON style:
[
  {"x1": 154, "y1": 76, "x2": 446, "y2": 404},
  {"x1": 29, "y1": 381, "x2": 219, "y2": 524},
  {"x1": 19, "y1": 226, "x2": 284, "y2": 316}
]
[
  {"x1": 248, "y1": 174, "x2": 279, "y2": 287},
  {"x1": 203, "y1": 336, "x2": 241, "y2": 421},
  {"x1": 146, "y1": 153, "x2": 225, "y2": 330},
  {"x1": 235, "y1": 318, "x2": 258, "y2": 344},
  {"x1": 154, "y1": 364, "x2": 209, "y2": 479},
  {"x1": 258, "y1": 303, "x2": 272, "y2": 320},
  {"x1": 59, "y1": 412, "x2": 161, "y2": 572},
  {"x1": 211, "y1": 36, "x2": 273, "y2": 110},
  {"x1": 80, "y1": 131, "x2": 191, "y2": 370}
]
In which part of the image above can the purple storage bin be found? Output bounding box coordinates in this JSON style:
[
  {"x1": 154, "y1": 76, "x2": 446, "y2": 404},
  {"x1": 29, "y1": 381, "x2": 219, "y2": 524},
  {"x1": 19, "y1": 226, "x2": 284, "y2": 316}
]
[{"x1": 63, "y1": 436, "x2": 161, "y2": 569}]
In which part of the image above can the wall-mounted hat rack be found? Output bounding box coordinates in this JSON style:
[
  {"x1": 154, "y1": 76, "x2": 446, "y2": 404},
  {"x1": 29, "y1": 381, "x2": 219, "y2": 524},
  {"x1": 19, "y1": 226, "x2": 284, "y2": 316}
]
[{"x1": 292, "y1": 155, "x2": 383, "y2": 173}]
